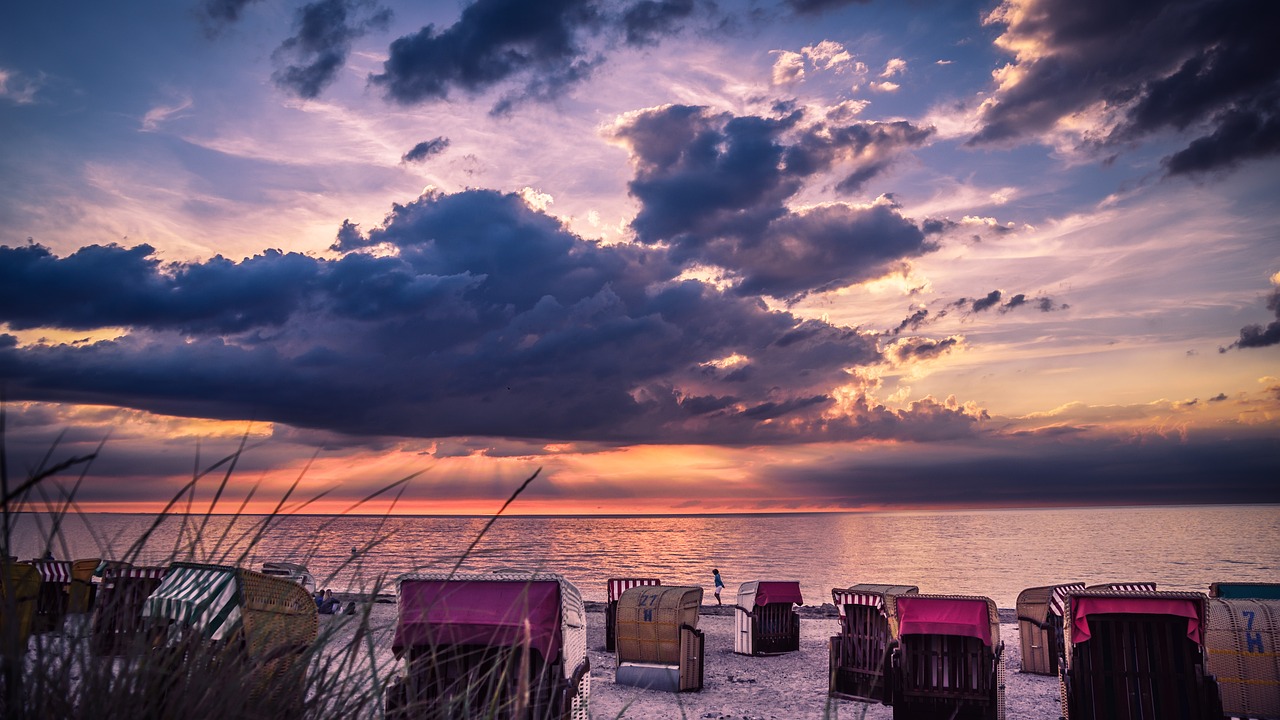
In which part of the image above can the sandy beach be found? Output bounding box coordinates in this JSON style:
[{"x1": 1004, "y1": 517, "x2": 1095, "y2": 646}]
[{"x1": 330, "y1": 601, "x2": 1062, "y2": 719}]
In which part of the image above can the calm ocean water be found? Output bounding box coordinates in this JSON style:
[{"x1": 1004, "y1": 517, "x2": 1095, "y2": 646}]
[{"x1": 9, "y1": 505, "x2": 1278, "y2": 607}]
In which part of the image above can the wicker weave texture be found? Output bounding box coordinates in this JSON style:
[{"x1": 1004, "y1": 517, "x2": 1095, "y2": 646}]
[
  {"x1": 1207, "y1": 598, "x2": 1280, "y2": 718},
  {"x1": 616, "y1": 586, "x2": 702, "y2": 665},
  {"x1": 1, "y1": 563, "x2": 40, "y2": 651}
]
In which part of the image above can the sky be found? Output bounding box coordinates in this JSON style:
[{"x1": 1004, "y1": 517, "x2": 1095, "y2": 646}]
[{"x1": 1, "y1": 0, "x2": 1278, "y2": 515}]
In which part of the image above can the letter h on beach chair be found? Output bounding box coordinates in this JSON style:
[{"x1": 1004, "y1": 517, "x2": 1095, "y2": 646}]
[
  {"x1": 883, "y1": 593, "x2": 1005, "y2": 720},
  {"x1": 1058, "y1": 588, "x2": 1222, "y2": 720},
  {"x1": 605, "y1": 578, "x2": 660, "y2": 652},
  {"x1": 387, "y1": 572, "x2": 591, "y2": 720},
  {"x1": 734, "y1": 581, "x2": 803, "y2": 656},
  {"x1": 614, "y1": 585, "x2": 704, "y2": 692},
  {"x1": 140, "y1": 562, "x2": 318, "y2": 714},
  {"x1": 1015, "y1": 583, "x2": 1084, "y2": 676},
  {"x1": 828, "y1": 584, "x2": 918, "y2": 703}
]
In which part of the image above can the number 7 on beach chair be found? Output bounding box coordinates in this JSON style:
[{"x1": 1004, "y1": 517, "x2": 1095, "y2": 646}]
[{"x1": 387, "y1": 571, "x2": 590, "y2": 720}]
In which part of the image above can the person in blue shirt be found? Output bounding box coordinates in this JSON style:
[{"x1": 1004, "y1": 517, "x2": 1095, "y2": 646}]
[{"x1": 713, "y1": 569, "x2": 725, "y2": 606}]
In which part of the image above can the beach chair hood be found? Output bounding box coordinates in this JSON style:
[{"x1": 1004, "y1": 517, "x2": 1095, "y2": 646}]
[
  {"x1": 740, "y1": 581, "x2": 803, "y2": 610},
  {"x1": 895, "y1": 595, "x2": 994, "y2": 646},
  {"x1": 141, "y1": 563, "x2": 242, "y2": 642},
  {"x1": 393, "y1": 578, "x2": 564, "y2": 662}
]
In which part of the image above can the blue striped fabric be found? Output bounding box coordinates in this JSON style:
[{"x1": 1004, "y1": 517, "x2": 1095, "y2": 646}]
[{"x1": 141, "y1": 565, "x2": 243, "y2": 641}]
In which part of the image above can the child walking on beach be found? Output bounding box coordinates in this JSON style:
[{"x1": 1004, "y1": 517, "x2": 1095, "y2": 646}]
[{"x1": 713, "y1": 569, "x2": 724, "y2": 606}]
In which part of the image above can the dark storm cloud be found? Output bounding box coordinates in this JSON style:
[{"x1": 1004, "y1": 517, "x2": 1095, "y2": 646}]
[
  {"x1": 1221, "y1": 287, "x2": 1280, "y2": 351},
  {"x1": 891, "y1": 308, "x2": 929, "y2": 336},
  {"x1": 778, "y1": 433, "x2": 1280, "y2": 507},
  {"x1": 887, "y1": 336, "x2": 958, "y2": 363},
  {"x1": 785, "y1": 0, "x2": 871, "y2": 13},
  {"x1": 402, "y1": 136, "x2": 450, "y2": 163},
  {"x1": 273, "y1": 0, "x2": 392, "y2": 99},
  {"x1": 370, "y1": 0, "x2": 605, "y2": 111},
  {"x1": 971, "y1": 290, "x2": 1002, "y2": 312},
  {"x1": 0, "y1": 189, "x2": 981, "y2": 445},
  {"x1": 620, "y1": 0, "x2": 695, "y2": 46},
  {"x1": 974, "y1": 0, "x2": 1280, "y2": 175},
  {"x1": 612, "y1": 105, "x2": 935, "y2": 298}
]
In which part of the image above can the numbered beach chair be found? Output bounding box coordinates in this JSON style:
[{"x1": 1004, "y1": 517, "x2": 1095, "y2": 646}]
[
  {"x1": 1015, "y1": 582, "x2": 1084, "y2": 675},
  {"x1": 140, "y1": 562, "x2": 318, "y2": 711},
  {"x1": 605, "y1": 578, "x2": 660, "y2": 652},
  {"x1": 0, "y1": 562, "x2": 40, "y2": 653},
  {"x1": 614, "y1": 585, "x2": 703, "y2": 692},
  {"x1": 387, "y1": 571, "x2": 590, "y2": 720},
  {"x1": 883, "y1": 593, "x2": 1005, "y2": 720},
  {"x1": 1211, "y1": 582, "x2": 1280, "y2": 599},
  {"x1": 29, "y1": 559, "x2": 71, "y2": 633},
  {"x1": 734, "y1": 581, "x2": 803, "y2": 655},
  {"x1": 89, "y1": 564, "x2": 165, "y2": 655},
  {"x1": 1205, "y1": 596, "x2": 1280, "y2": 720},
  {"x1": 1058, "y1": 588, "x2": 1222, "y2": 720},
  {"x1": 828, "y1": 584, "x2": 918, "y2": 703}
]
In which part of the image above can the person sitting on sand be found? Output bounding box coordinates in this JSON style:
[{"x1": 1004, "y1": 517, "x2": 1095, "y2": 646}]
[
  {"x1": 316, "y1": 589, "x2": 341, "y2": 614},
  {"x1": 713, "y1": 569, "x2": 725, "y2": 606}
]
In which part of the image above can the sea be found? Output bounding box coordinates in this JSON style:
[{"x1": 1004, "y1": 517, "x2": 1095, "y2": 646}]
[{"x1": 7, "y1": 504, "x2": 1278, "y2": 608}]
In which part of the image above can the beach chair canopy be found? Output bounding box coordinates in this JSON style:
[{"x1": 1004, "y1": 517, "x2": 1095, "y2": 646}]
[
  {"x1": 30, "y1": 559, "x2": 72, "y2": 584},
  {"x1": 607, "y1": 578, "x2": 660, "y2": 603},
  {"x1": 393, "y1": 573, "x2": 584, "y2": 669},
  {"x1": 833, "y1": 584, "x2": 917, "y2": 620},
  {"x1": 615, "y1": 585, "x2": 701, "y2": 664},
  {"x1": 896, "y1": 595, "x2": 994, "y2": 646},
  {"x1": 1069, "y1": 593, "x2": 1204, "y2": 644},
  {"x1": 1210, "y1": 582, "x2": 1280, "y2": 599},
  {"x1": 141, "y1": 563, "x2": 243, "y2": 641},
  {"x1": 1086, "y1": 582, "x2": 1156, "y2": 592},
  {"x1": 740, "y1": 581, "x2": 802, "y2": 610}
]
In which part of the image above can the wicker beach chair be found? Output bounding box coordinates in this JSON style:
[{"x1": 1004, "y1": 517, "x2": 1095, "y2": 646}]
[
  {"x1": 0, "y1": 562, "x2": 40, "y2": 654},
  {"x1": 883, "y1": 593, "x2": 1005, "y2": 720},
  {"x1": 89, "y1": 564, "x2": 166, "y2": 655},
  {"x1": 734, "y1": 581, "x2": 803, "y2": 656},
  {"x1": 614, "y1": 585, "x2": 704, "y2": 692},
  {"x1": 29, "y1": 559, "x2": 72, "y2": 633},
  {"x1": 605, "y1": 577, "x2": 660, "y2": 652},
  {"x1": 1205, "y1": 596, "x2": 1279, "y2": 720},
  {"x1": 1015, "y1": 583, "x2": 1084, "y2": 675},
  {"x1": 828, "y1": 584, "x2": 919, "y2": 703},
  {"x1": 261, "y1": 561, "x2": 316, "y2": 595},
  {"x1": 140, "y1": 562, "x2": 318, "y2": 712},
  {"x1": 386, "y1": 571, "x2": 591, "y2": 720},
  {"x1": 67, "y1": 558, "x2": 102, "y2": 615},
  {"x1": 1058, "y1": 588, "x2": 1222, "y2": 720},
  {"x1": 1210, "y1": 582, "x2": 1280, "y2": 599}
]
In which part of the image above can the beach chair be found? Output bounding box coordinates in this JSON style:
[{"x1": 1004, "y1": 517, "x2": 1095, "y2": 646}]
[
  {"x1": 261, "y1": 561, "x2": 316, "y2": 595},
  {"x1": 387, "y1": 571, "x2": 590, "y2": 720},
  {"x1": 605, "y1": 577, "x2": 660, "y2": 652},
  {"x1": 734, "y1": 581, "x2": 803, "y2": 656},
  {"x1": 1211, "y1": 582, "x2": 1280, "y2": 599},
  {"x1": 89, "y1": 564, "x2": 164, "y2": 655},
  {"x1": 1015, "y1": 583, "x2": 1084, "y2": 675},
  {"x1": 828, "y1": 584, "x2": 918, "y2": 703},
  {"x1": 29, "y1": 559, "x2": 72, "y2": 633},
  {"x1": 140, "y1": 562, "x2": 318, "y2": 711},
  {"x1": 67, "y1": 558, "x2": 103, "y2": 615},
  {"x1": 883, "y1": 593, "x2": 1005, "y2": 720},
  {"x1": 1058, "y1": 588, "x2": 1222, "y2": 720},
  {"x1": 1205, "y1": 596, "x2": 1280, "y2": 720},
  {"x1": 0, "y1": 562, "x2": 40, "y2": 654},
  {"x1": 614, "y1": 585, "x2": 703, "y2": 692}
]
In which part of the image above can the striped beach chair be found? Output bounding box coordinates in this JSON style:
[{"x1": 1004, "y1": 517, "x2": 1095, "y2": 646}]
[
  {"x1": 828, "y1": 584, "x2": 918, "y2": 703},
  {"x1": 1015, "y1": 583, "x2": 1084, "y2": 675},
  {"x1": 605, "y1": 578, "x2": 660, "y2": 652},
  {"x1": 29, "y1": 559, "x2": 72, "y2": 633},
  {"x1": 884, "y1": 593, "x2": 1005, "y2": 720},
  {"x1": 141, "y1": 562, "x2": 318, "y2": 711},
  {"x1": 1086, "y1": 582, "x2": 1158, "y2": 592},
  {"x1": 615, "y1": 585, "x2": 704, "y2": 692},
  {"x1": 734, "y1": 581, "x2": 803, "y2": 655},
  {"x1": 90, "y1": 564, "x2": 165, "y2": 655},
  {"x1": 387, "y1": 571, "x2": 590, "y2": 720},
  {"x1": 1059, "y1": 588, "x2": 1222, "y2": 720}
]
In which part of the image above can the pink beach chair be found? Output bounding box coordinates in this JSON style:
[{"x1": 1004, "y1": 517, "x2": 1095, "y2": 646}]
[
  {"x1": 387, "y1": 572, "x2": 590, "y2": 720},
  {"x1": 733, "y1": 581, "x2": 803, "y2": 655}
]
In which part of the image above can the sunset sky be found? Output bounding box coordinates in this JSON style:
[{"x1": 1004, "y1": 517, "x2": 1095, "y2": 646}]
[{"x1": 2, "y1": 0, "x2": 1278, "y2": 515}]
